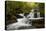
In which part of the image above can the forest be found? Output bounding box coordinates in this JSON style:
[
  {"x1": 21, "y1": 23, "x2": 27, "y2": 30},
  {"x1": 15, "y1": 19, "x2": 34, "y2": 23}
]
[{"x1": 5, "y1": 1, "x2": 45, "y2": 28}]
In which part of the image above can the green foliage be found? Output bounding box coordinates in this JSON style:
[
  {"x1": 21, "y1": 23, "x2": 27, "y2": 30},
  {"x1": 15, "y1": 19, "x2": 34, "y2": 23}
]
[
  {"x1": 39, "y1": 3, "x2": 44, "y2": 15},
  {"x1": 5, "y1": 1, "x2": 44, "y2": 25},
  {"x1": 6, "y1": 2, "x2": 39, "y2": 14}
]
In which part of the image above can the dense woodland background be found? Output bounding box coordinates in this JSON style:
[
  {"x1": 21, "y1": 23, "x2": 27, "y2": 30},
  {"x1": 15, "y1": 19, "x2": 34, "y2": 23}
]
[{"x1": 5, "y1": 1, "x2": 45, "y2": 29}]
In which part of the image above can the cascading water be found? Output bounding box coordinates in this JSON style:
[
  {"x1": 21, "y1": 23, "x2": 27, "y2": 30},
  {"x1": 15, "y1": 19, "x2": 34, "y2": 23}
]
[
  {"x1": 7, "y1": 8, "x2": 43, "y2": 30},
  {"x1": 7, "y1": 13, "x2": 31, "y2": 30}
]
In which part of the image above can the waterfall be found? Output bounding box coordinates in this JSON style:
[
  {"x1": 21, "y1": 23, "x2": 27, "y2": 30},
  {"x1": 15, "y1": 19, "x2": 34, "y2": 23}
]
[
  {"x1": 37, "y1": 12, "x2": 40, "y2": 18},
  {"x1": 7, "y1": 13, "x2": 32, "y2": 30},
  {"x1": 27, "y1": 9, "x2": 34, "y2": 18},
  {"x1": 7, "y1": 8, "x2": 43, "y2": 30}
]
